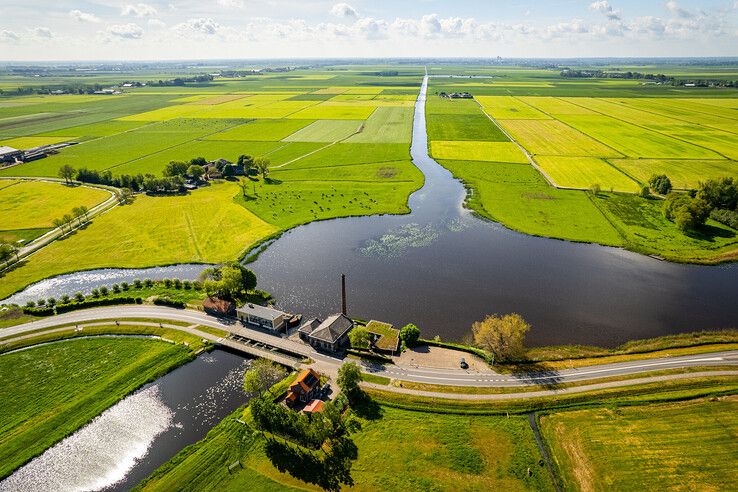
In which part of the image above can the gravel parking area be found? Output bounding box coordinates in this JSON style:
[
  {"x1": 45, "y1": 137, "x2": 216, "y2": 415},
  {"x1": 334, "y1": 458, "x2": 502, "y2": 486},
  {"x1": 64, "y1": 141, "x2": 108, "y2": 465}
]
[{"x1": 394, "y1": 345, "x2": 493, "y2": 372}]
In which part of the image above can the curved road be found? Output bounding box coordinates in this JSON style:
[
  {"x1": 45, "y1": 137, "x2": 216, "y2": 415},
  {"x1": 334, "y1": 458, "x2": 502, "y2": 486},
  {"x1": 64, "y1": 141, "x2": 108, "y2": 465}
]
[{"x1": 4, "y1": 305, "x2": 737, "y2": 392}]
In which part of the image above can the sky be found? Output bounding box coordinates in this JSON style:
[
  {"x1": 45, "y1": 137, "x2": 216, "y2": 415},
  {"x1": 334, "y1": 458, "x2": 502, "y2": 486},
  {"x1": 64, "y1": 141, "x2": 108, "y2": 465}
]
[{"x1": 1, "y1": 1, "x2": 737, "y2": 61}]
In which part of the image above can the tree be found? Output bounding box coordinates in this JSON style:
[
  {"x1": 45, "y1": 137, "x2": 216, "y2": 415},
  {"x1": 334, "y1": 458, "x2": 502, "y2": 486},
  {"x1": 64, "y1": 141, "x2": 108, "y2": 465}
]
[
  {"x1": 222, "y1": 163, "x2": 235, "y2": 178},
  {"x1": 238, "y1": 154, "x2": 254, "y2": 174},
  {"x1": 200, "y1": 263, "x2": 257, "y2": 300},
  {"x1": 187, "y1": 164, "x2": 205, "y2": 181},
  {"x1": 239, "y1": 177, "x2": 249, "y2": 197},
  {"x1": 471, "y1": 313, "x2": 531, "y2": 362},
  {"x1": 589, "y1": 183, "x2": 601, "y2": 195},
  {"x1": 697, "y1": 177, "x2": 737, "y2": 211},
  {"x1": 649, "y1": 174, "x2": 672, "y2": 195},
  {"x1": 664, "y1": 192, "x2": 711, "y2": 232},
  {"x1": 399, "y1": 323, "x2": 421, "y2": 347},
  {"x1": 52, "y1": 217, "x2": 65, "y2": 233},
  {"x1": 190, "y1": 156, "x2": 207, "y2": 167},
  {"x1": 348, "y1": 326, "x2": 370, "y2": 349},
  {"x1": 0, "y1": 240, "x2": 18, "y2": 263},
  {"x1": 243, "y1": 358, "x2": 287, "y2": 397},
  {"x1": 254, "y1": 156, "x2": 270, "y2": 179},
  {"x1": 58, "y1": 165, "x2": 76, "y2": 184},
  {"x1": 117, "y1": 188, "x2": 133, "y2": 204},
  {"x1": 163, "y1": 161, "x2": 189, "y2": 177},
  {"x1": 79, "y1": 205, "x2": 89, "y2": 220},
  {"x1": 72, "y1": 207, "x2": 85, "y2": 225},
  {"x1": 62, "y1": 213, "x2": 74, "y2": 231},
  {"x1": 639, "y1": 186, "x2": 651, "y2": 198},
  {"x1": 336, "y1": 362, "x2": 362, "y2": 398}
]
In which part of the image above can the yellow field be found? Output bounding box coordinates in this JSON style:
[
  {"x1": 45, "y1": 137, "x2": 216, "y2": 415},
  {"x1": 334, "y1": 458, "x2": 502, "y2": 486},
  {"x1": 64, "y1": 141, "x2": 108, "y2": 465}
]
[
  {"x1": 535, "y1": 156, "x2": 641, "y2": 192},
  {"x1": 0, "y1": 136, "x2": 75, "y2": 149},
  {"x1": 476, "y1": 96, "x2": 551, "y2": 120},
  {"x1": 498, "y1": 119, "x2": 622, "y2": 158},
  {"x1": 431, "y1": 140, "x2": 528, "y2": 163},
  {"x1": 286, "y1": 104, "x2": 377, "y2": 120},
  {"x1": 518, "y1": 97, "x2": 597, "y2": 115},
  {"x1": 609, "y1": 158, "x2": 738, "y2": 189},
  {"x1": 0, "y1": 180, "x2": 110, "y2": 230}
]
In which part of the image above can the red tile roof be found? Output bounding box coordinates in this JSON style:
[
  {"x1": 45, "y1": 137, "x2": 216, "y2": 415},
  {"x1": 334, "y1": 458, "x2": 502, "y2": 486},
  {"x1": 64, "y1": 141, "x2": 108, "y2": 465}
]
[{"x1": 303, "y1": 399, "x2": 325, "y2": 413}]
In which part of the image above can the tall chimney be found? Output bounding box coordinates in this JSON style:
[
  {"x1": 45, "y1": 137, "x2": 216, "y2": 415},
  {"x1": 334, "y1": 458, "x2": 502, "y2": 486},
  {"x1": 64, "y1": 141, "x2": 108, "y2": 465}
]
[{"x1": 341, "y1": 273, "x2": 347, "y2": 316}]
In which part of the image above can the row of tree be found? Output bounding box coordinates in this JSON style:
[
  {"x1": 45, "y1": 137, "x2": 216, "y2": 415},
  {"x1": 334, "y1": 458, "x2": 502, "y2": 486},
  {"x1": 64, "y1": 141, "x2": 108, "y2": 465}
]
[
  {"x1": 659, "y1": 176, "x2": 738, "y2": 232},
  {"x1": 199, "y1": 263, "x2": 258, "y2": 301},
  {"x1": 52, "y1": 205, "x2": 90, "y2": 234}
]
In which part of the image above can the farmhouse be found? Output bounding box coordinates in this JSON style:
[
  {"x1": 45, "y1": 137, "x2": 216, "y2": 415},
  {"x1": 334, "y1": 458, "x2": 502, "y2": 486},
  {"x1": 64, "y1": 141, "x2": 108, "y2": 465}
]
[
  {"x1": 298, "y1": 313, "x2": 354, "y2": 352},
  {"x1": 237, "y1": 303, "x2": 288, "y2": 332},
  {"x1": 286, "y1": 368, "x2": 322, "y2": 406},
  {"x1": 0, "y1": 146, "x2": 23, "y2": 164}
]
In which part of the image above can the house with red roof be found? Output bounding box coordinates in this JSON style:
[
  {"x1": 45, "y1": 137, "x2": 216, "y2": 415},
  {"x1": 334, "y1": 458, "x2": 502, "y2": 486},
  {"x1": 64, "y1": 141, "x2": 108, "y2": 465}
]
[{"x1": 285, "y1": 368, "x2": 322, "y2": 406}]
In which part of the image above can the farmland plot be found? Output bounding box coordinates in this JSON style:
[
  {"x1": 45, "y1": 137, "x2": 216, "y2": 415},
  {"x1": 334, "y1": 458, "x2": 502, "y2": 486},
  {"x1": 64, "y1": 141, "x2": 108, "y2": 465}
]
[
  {"x1": 609, "y1": 158, "x2": 738, "y2": 189},
  {"x1": 431, "y1": 141, "x2": 528, "y2": 163},
  {"x1": 283, "y1": 120, "x2": 362, "y2": 142},
  {"x1": 345, "y1": 107, "x2": 414, "y2": 143},
  {"x1": 476, "y1": 96, "x2": 551, "y2": 120},
  {"x1": 498, "y1": 119, "x2": 621, "y2": 157},
  {"x1": 204, "y1": 119, "x2": 314, "y2": 141},
  {"x1": 535, "y1": 156, "x2": 640, "y2": 192}
]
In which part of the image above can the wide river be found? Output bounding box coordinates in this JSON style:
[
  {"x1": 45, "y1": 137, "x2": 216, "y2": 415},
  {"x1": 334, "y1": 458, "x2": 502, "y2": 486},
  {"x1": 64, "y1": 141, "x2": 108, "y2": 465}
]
[{"x1": 4, "y1": 76, "x2": 737, "y2": 346}]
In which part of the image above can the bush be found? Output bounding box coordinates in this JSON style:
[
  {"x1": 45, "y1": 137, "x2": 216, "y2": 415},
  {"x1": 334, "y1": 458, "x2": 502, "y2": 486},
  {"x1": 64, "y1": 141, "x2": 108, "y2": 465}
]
[
  {"x1": 173, "y1": 279, "x2": 182, "y2": 289},
  {"x1": 53, "y1": 296, "x2": 141, "y2": 315},
  {"x1": 99, "y1": 286, "x2": 109, "y2": 296},
  {"x1": 153, "y1": 297, "x2": 185, "y2": 308},
  {"x1": 25, "y1": 301, "x2": 35, "y2": 308},
  {"x1": 710, "y1": 208, "x2": 738, "y2": 230},
  {"x1": 112, "y1": 284, "x2": 121, "y2": 293},
  {"x1": 144, "y1": 278, "x2": 154, "y2": 288},
  {"x1": 74, "y1": 292, "x2": 85, "y2": 302},
  {"x1": 37, "y1": 299, "x2": 46, "y2": 306},
  {"x1": 121, "y1": 282, "x2": 130, "y2": 291},
  {"x1": 47, "y1": 298, "x2": 56, "y2": 306},
  {"x1": 649, "y1": 174, "x2": 672, "y2": 195},
  {"x1": 133, "y1": 279, "x2": 143, "y2": 289},
  {"x1": 23, "y1": 306, "x2": 54, "y2": 316},
  {"x1": 399, "y1": 323, "x2": 421, "y2": 347},
  {"x1": 91, "y1": 288, "x2": 100, "y2": 298},
  {"x1": 182, "y1": 280, "x2": 192, "y2": 290},
  {"x1": 163, "y1": 278, "x2": 173, "y2": 288},
  {"x1": 192, "y1": 281, "x2": 202, "y2": 290},
  {"x1": 61, "y1": 295, "x2": 70, "y2": 304},
  {"x1": 640, "y1": 186, "x2": 650, "y2": 198}
]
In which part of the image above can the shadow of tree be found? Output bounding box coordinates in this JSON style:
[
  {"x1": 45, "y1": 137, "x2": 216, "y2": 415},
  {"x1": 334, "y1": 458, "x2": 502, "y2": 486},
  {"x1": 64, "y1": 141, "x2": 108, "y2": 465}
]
[
  {"x1": 349, "y1": 391, "x2": 383, "y2": 420},
  {"x1": 264, "y1": 436, "x2": 357, "y2": 492},
  {"x1": 505, "y1": 362, "x2": 563, "y2": 389}
]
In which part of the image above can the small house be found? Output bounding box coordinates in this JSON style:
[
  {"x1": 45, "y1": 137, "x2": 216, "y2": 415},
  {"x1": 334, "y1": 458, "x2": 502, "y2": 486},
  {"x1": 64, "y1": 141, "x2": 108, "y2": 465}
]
[
  {"x1": 286, "y1": 368, "x2": 322, "y2": 406},
  {"x1": 303, "y1": 399, "x2": 325, "y2": 414},
  {"x1": 202, "y1": 297, "x2": 235, "y2": 317},
  {"x1": 237, "y1": 303, "x2": 288, "y2": 332},
  {"x1": 298, "y1": 313, "x2": 354, "y2": 352},
  {"x1": 0, "y1": 146, "x2": 22, "y2": 163}
]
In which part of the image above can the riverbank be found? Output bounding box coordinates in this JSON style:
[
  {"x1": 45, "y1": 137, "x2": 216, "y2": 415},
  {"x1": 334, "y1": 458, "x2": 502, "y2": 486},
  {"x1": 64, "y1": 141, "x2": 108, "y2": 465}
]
[{"x1": 0, "y1": 337, "x2": 195, "y2": 480}]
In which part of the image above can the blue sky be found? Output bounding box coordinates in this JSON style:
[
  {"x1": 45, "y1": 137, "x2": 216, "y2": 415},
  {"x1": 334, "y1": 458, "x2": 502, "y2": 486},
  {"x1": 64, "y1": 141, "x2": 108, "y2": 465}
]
[{"x1": 1, "y1": 1, "x2": 737, "y2": 61}]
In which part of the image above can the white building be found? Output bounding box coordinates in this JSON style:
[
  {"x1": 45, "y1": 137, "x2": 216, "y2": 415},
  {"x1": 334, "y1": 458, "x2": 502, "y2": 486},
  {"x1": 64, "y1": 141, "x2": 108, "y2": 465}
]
[{"x1": 236, "y1": 303, "x2": 288, "y2": 332}]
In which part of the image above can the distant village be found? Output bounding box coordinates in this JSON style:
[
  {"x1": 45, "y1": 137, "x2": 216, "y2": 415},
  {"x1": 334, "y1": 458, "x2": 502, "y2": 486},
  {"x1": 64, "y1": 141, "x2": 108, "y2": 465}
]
[{"x1": 438, "y1": 91, "x2": 473, "y2": 99}]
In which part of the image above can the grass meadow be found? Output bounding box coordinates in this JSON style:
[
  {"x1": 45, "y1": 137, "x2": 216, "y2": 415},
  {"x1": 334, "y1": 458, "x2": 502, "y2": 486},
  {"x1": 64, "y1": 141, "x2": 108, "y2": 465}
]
[
  {"x1": 0, "y1": 337, "x2": 191, "y2": 479},
  {"x1": 541, "y1": 397, "x2": 738, "y2": 491}
]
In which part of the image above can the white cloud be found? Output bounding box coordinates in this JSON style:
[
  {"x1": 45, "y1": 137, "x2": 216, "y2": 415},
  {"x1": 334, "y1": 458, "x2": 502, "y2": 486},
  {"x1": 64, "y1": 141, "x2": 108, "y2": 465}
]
[
  {"x1": 355, "y1": 17, "x2": 387, "y2": 39},
  {"x1": 108, "y1": 23, "x2": 144, "y2": 39},
  {"x1": 174, "y1": 18, "x2": 222, "y2": 36},
  {"x1": 590, "y1": 1, "x2": 621, "y2": 21},
  {"x1": 148, "y1": 19, "x2": 166, "y2": 28},
  {"x1": 216, "y1": 0, "x2": 244, "y2": 8},
  {"x1": 31, "y1": 27, "x2": 53, "y2": 38},
  {"x1": 70, "y1": 9, "x2": 101, "y2": 23},
  {"x1": 331, "y1": 3, "x2": 358, "y2": 18},
  {"x1": 665, "y1": 1, "x2": 693, "y2": 18},
  {"x1": 122, "y1": 3, "x2": 158, "y2": 17},
  {"x1": 0, "y1": 30, "x2": 20, "y2": 42}
]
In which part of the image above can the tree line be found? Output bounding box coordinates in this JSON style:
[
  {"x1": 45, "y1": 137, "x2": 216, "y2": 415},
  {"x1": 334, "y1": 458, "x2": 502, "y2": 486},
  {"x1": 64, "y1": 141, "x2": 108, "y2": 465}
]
[{"x1": 650, "y1": 175, "x2": 738, "y2": 232}]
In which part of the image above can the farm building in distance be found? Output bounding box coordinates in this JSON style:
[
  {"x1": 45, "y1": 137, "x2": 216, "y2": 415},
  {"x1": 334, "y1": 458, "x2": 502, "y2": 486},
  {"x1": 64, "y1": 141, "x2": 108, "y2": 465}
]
[
  {"x1": 438, "y1": 91, "x2": 473, "y2": 99},
  {"x1": 0, "y1": 146, "x2": 23, "y2": 163}
]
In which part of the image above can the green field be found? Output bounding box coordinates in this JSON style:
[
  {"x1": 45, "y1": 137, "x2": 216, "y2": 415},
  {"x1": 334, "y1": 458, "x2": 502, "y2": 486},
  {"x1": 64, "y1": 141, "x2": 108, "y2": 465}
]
[
  {"x1": 0, "y1": 337, "x2": 191, "y2": 479},
  {"x1": 138, "y1": 399, "x2": 552, "y2": 491},
  {"x1": 541, "y1": 397, "x2": 738, "y2": 491},
  {"x1": 534, "y1": 156, "x2": 640, "y2": 192},
  {"x1": 431, "y1": 141, "x2": 528, "y2": 163}
]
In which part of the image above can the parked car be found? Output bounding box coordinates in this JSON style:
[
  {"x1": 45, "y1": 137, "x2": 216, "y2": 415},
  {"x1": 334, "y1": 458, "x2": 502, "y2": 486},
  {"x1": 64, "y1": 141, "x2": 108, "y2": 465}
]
[{"x1": 459, "y1": 357, "x2": 468, "y2": 369}]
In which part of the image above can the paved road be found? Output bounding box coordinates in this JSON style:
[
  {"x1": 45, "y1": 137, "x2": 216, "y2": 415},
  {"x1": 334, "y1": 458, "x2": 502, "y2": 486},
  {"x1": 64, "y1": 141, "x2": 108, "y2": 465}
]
[{"x1": 4, "y1": 305, "x2": 737, "y2": 389}]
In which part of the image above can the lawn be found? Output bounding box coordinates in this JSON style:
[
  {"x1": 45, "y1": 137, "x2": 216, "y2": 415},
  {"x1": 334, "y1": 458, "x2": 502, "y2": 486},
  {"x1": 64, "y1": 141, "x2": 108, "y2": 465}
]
[
  {"x1": 0, "y1": 180, "x2": 110, "y2": 230},
  {"x1": 0, "y1": 182, "x2": 277, "y2": 299},
  {"x1": 0, "y1": 337, "x2": 192, "y2": 479},
  {"x1": 431, "y1": 141, "x2": 528, "y2": 163},
  {"x1": 138, "y1": 400, "x2": 552, "y2": 491},
  {"x1": 534, "y1": 156, "x2": 641, "y2": 192},
  {"x1": 282, "y1": 119, "x2": 362, "y2": 142},
  {"x1": 345, "y1": 107, "x2": 414, "y2": 143},
  {"x1": 541, "y1": 397, "x2": 738, "y2": 491},
  {"x1": 439, "y1": 159, "x2": 624, "y2": 245}
]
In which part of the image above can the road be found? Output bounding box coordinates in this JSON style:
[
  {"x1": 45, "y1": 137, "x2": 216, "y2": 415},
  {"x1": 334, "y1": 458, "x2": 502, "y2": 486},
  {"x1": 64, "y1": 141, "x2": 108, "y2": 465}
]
[{"x1": 4, "y1": 305, "x2": 737, "y2": 391}]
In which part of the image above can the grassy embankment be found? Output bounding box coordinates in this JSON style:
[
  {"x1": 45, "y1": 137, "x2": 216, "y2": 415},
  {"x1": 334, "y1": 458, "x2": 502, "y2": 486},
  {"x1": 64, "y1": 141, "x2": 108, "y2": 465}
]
[
  {"x1": 427, "y1": 78, "x2": 738, "y2": 263},
  {"x1": 541, "y1": 396, "x2": 738, "y2": 491},
  {"x1": 137, "y1": 376, "x2": 552, "y2": 492},
  {"x1": 0, "y1": 337, "x2": 195, "y2": 479},
  {"x1": 0, "y1": 72, "x2": 424, "y2": 297}
]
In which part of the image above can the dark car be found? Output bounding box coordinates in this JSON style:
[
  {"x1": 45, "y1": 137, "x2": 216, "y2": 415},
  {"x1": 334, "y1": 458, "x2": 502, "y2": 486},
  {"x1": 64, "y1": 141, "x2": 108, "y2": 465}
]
[{"x1": 459, "y1": 358, "x2": 468, "y2": 369}]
